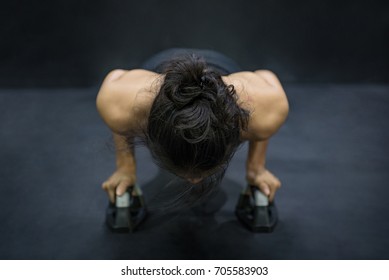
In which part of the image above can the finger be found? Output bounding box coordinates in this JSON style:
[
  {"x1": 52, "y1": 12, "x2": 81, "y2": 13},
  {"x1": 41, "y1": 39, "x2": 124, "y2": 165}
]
[
  {"x1": 269, "y1": 187, "x2": 277, "y2": 203},
  {"x1": 102, "y1": 176, "x2": 118, "y2": 190},
  {"x1": 116, "y1": 180, "x2": 131, "y2": 196},
  {"x1": 107, "y1": 187, "x2": 116, "y2": 204},
  {"x1": 257, "y1": 182, "x2": 270, "y2": 196},
  {"x1": 102, "y1": 181, "x2": 116, "y2": 203}
]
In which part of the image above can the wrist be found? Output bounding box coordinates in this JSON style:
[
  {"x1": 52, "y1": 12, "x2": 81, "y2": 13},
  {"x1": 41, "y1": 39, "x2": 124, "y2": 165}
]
[
  {"x1": 116, "y1": 163, "x2": 136, "y2": 173},
  {"x1": 247, "y1": 163, "x2": 267, "y2": 181},
  {"x1": 246, "y1": 161, "x2": 266, "y2": 173}
]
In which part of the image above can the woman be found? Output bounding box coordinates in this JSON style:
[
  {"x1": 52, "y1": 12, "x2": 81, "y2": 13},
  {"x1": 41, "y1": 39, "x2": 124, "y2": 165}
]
[{"x1": 96, "y1": 49, "x2": 289, "y2": 206}]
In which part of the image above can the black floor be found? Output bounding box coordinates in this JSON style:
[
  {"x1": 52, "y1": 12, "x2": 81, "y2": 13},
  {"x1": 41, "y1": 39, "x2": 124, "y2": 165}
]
[{"x1": 0, "y1": 84, "x2": 388, "y2": 259}]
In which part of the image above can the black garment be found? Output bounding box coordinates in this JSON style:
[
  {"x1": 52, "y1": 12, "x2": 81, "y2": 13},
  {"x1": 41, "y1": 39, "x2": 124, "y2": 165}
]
[{"x1": 141, "y1": 48, "x2": 241, "y2": 75}]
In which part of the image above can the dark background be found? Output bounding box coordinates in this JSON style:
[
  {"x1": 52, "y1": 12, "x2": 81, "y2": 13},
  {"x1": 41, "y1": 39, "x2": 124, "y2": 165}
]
[
  {"x1": 1, "y1": 0, "x2": 389, "y2": 260},
  {"x1": 1, "y1": 0, "x2": 388, "y2": 87}
]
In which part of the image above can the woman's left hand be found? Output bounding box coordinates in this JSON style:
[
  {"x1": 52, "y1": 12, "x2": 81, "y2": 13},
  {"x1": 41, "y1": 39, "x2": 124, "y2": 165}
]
[{"x1": 246, "y1": 168, "x2": 281, "y2": 202}]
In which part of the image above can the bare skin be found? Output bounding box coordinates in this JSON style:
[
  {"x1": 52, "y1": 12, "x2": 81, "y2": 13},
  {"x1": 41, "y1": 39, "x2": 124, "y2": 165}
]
[{"x1": 96, "y1": 69, "x2": 289, "y2": 203}]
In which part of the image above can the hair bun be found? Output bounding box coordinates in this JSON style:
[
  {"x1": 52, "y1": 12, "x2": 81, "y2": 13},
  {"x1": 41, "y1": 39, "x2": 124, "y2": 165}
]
[{"x1": 161, "y1": 54, "x2": 210, "y2": 108}]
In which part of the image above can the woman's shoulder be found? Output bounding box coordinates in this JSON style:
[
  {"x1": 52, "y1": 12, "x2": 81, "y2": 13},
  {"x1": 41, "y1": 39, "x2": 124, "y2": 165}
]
[
  {"x1": 223, "y1": 70, "x2": 283, "y2": 92},
  {"x1": 223, "y1": 71, "x2": 289, "y2": 141},
  {"x1": 96, "y1": 69, "x2": 160, "y2": 135}
]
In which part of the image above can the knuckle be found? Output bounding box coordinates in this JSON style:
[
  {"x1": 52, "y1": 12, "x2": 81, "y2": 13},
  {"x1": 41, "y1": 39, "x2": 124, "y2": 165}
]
[
  {"x1": 103, "y1": 181, "x2": 115, "y2": 190},
  {"x1": 123, "y1": 179, "x2": 132, "y2": 185}
]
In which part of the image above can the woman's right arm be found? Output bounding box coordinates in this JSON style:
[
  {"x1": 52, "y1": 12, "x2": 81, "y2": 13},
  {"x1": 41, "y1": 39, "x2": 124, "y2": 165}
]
[
  {"x1": 101, "y1": 132, "x2": 137, "y2": 203},
  {"x1": 96, "y1": 71, "x2": 138, "y2": 202}
]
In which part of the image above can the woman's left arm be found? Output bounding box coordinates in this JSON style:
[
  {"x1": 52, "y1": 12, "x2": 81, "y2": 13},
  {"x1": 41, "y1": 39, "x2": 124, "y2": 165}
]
[{"x1": 245, "y1": 70, "x2": 289, "y2": 202}]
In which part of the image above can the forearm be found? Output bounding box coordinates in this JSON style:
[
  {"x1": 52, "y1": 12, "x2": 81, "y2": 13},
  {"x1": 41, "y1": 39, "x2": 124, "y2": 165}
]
[
  {"x1": 246, "y1": 139, "x2": 269, "y2": 173},
  {"x1": 113, "y1": 132, "x2": 136, "y2": 171}
]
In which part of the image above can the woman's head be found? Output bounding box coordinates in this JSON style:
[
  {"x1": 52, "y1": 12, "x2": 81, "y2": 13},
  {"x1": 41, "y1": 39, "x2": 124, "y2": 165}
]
[{"x1": 146, "y1": 54, "x2": 250, "y2": 182}]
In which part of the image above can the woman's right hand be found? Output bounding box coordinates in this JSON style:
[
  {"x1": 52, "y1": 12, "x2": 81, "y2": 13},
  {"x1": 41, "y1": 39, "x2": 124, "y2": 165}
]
[{"x1": 102, "y1": 168, "x2": 136, "y2": 203}]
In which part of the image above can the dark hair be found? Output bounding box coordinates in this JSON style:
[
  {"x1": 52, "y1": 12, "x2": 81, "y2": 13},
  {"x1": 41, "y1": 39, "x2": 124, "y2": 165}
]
[{"x1": 146, "y1": 54, "x2": 250, "y2": 182}]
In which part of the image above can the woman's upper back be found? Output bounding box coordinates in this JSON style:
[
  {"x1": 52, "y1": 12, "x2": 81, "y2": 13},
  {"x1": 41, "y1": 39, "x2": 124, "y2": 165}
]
[{"x1": 96, "y1": 68, "x2": 289, "y2": 141}]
